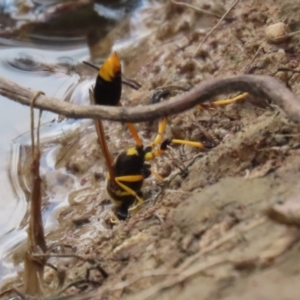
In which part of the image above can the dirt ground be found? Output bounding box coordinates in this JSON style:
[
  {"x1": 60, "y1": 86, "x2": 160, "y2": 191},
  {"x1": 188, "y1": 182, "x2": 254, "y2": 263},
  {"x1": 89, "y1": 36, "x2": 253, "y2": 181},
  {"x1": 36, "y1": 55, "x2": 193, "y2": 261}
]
[{"x1": 4, "y1": 0, "x2": 300, "y2": 299}]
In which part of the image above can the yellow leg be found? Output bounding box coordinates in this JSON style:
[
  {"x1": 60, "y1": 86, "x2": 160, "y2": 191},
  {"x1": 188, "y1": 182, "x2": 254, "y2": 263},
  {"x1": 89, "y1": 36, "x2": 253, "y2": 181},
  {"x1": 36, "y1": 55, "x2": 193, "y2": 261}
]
[
  {"x1": 197, "y1": 92, "x2": 248, "y2": 109},
  {"x1": 171, "y1": 139, "x2": 204, "y2": 148},
  {"x1": 145, "y1": 138, "x2": 204, "y2": 161},
  {"x1": 126, "y1": 122, "x2": 143, "y2": 146},
  {"x1": 211, "y1": 92, "x2": 248, "y2": 106},
  {"x1": 145, "y1": 149, "x2": 162, "y2": 161},
  {"x1": 115, "y1": 175, "x2": 144, "y2": 202},
  {"x1": 152, "y1": 118, "x2": 167, "y2": 147},
  {"x1": 115, "y1": 175, "x2": 145, "y2": 214},
  {"x1": 116, "y1": 175, "x2": 144, "y2": 182},
  {"x1": 128, "y1": 197, "x2": 144, "y2": 214},
  {"x1": 118, "y1": 102, "x2": 143, "y2": 146},
  {"x1": 144, "y1": 118, "x2": 168, "y2": 161}
]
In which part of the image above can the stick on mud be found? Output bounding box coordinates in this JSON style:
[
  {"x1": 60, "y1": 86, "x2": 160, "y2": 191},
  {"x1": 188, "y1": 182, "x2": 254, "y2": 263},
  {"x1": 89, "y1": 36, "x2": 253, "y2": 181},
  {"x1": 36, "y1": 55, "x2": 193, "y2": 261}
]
[
  {"x1": 0, "y1": 75, "x2": 300, "y2": 123},
  {"x1": 193, "y1": 0, "x2": 239, "y2": 58},
  {"x1": 23, "y1": 92, "x2": 47, "y2": 296}
]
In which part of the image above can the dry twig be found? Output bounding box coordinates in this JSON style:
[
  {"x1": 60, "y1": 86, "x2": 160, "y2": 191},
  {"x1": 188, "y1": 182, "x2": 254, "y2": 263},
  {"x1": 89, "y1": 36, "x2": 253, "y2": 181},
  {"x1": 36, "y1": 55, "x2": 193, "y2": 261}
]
[
  {"x1": 172, "y1": 0, "x2": 226, "y2": 19},
  {"x1": 1, "y1": 75, "x2": 300, "y2": 123},
  {"x1": 281, "y1": 29, "x2": 300, "y2": 40},
  {"x1": 23, "y1": 91, "x2": 47, "y2": 296},
  {"x1": 193, "y1": 0, "x2": 239, "y2": 58},
  {"x1": 32, "y1": 252, "x2": 126, "y2": 263},
  {"x1": 244, "y1": 46, "x2": 263, "y2": 74}
]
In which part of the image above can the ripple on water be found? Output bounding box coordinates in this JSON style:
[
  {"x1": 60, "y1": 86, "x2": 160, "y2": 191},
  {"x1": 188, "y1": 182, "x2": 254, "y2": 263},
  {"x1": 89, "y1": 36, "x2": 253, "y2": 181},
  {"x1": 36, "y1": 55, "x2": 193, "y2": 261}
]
[
  {"x1": 0, "y1": 0, "x2": 159, "y2": 283},
  {"x1": 0, "y1": 46, "x2": 92, "y2": 279}
]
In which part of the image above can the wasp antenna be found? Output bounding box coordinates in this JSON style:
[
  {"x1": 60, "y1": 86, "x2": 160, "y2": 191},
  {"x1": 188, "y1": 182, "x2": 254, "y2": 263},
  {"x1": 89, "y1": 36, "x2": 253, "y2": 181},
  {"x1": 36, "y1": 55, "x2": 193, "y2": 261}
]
[
  {"x1": 89, "y1": 89, "x2": 115, "y2": 181},
  {"x1": 82, "y1": 61, "x2": 99, "y2": 71},
  {"x1": 122, "y1": 75, "x2": 142, "y2": 90},
  {"x1": 99, "y1": 52, "x2": 121, "y2": 82}
]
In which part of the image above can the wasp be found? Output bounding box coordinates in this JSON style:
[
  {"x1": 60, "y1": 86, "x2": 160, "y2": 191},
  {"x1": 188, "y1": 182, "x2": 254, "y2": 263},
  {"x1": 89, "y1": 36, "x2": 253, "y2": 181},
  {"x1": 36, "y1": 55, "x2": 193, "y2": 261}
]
[
  {"x1": 87, "y1": 52, "x2": 249, "y2": 221},
  {"x1": 105, "y1": 117, "x2": 205, "y2": 220}
]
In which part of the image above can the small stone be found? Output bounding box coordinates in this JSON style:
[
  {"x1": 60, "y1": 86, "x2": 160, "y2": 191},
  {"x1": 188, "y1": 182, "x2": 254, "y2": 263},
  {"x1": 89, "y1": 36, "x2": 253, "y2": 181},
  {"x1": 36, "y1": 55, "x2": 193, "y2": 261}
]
[{"x1": 265, "y1": 23, "x2": 289, "y2": 44}]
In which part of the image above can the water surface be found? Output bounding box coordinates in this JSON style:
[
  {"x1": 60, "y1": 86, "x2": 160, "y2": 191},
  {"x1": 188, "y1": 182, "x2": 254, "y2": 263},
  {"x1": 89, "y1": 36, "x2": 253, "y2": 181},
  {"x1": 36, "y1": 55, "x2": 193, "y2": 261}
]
[{"x1": 0, "y1": 0, "x2": 152, "y2": 280}]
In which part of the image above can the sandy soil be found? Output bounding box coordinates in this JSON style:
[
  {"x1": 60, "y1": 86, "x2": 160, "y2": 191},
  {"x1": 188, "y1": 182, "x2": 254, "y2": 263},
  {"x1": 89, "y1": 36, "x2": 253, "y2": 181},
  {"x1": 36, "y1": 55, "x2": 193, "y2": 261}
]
[{"x1": 4, "y1": 0, "x2": 300, "y2": 299}]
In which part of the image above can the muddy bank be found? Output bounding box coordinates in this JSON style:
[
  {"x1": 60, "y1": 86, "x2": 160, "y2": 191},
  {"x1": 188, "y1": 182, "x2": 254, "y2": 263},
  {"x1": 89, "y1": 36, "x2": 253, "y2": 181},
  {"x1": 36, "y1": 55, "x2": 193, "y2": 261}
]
[{"x1": 3, "y1": 0, "x2": 300, "y2": 299}]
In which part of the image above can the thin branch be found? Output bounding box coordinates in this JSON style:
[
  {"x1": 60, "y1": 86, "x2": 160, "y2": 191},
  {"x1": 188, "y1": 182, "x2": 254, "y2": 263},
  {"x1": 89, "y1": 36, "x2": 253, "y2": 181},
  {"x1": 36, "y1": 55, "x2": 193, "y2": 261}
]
[
  {"x1": 282, "y1": 29, "x2": 300, "y2": 39},
  {"x1": 193, "y1": 0, "x2": 239, "y2": 57},
  {"x1": 172, "y1": 0, "x2": 229, "y2": 20},
  {"x1": 32, "y1": 252, "x2": 126, "y2": 262},
  {"x1": 1, "y1": 75, "x2": 300, "y2": 124},
  {"x1": 111, "y1": 269, "x2": 181, "y2": 291},
  {"x1": 55, "y1": 279, "x2": 99, "y2": 296},
  {"x1": 275, "y1": 67, "x2": 300, "y2": 75},
  {"x1": 24, "y1": 91, "x2": 47, "y2": 296},
  {"x1": 244, "y1": 46, "x2": 262, "y2": 74}
]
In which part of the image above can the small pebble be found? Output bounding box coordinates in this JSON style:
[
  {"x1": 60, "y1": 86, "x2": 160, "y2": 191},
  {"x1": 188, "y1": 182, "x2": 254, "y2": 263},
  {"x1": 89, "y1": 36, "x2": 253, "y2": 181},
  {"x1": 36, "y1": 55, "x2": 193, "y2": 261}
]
[{"x1": 265, "y1": 22, "x2": 289, "y2": 43}]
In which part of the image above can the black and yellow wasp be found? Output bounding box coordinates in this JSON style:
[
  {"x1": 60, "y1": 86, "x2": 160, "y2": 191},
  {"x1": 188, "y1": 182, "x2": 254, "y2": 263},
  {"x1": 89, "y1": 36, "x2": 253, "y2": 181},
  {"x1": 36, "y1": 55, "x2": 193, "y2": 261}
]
[{"x1": 85, "y1": 52, "x2": 248, "y2": 220}]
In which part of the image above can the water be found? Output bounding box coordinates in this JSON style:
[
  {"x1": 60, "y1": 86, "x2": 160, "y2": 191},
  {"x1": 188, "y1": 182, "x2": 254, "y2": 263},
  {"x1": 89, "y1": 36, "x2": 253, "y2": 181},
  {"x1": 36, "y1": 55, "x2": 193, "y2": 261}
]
[
  {"x1": 0, "y1": 0, "x2": 152, "y2": 280},
  {"x1": 0, "y1": 47, "x2": 87, "y2": 278}
]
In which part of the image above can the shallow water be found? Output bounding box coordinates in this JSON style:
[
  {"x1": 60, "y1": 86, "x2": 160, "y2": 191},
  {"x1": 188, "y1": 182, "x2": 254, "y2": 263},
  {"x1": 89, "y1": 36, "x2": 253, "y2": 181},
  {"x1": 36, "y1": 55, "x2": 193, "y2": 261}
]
[
  {"x1": 0, "y1": 46, "x2": 87, "y2": 278},
  {"x1": 0, "y1": 0, "x2": 152, "y2": 280}
]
